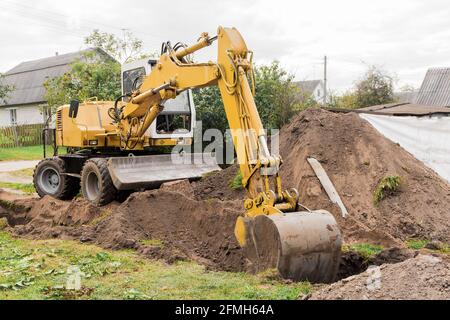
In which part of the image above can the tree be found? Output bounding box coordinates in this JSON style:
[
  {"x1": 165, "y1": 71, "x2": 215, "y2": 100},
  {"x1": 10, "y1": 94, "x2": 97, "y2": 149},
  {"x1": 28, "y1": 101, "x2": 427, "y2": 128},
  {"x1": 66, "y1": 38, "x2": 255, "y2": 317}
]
[
  {"x1": 44, "y1": 51, "x2": 121, "y2": 110},
  {"x1": 354, "y1": 66, "x2": 395, "y2": 108},
  {"x1": 327, "y1": 90, "x2": 358, "y2": 109},
  {"x1": 193, "y1": 61, "x2": 309, "y2": 133},
  {"x1": 84, "y1": 29, "x2": 150, "y2": 63},
  {"x1": 0, "y1": 73, "x2": 13, "y2": 104}
]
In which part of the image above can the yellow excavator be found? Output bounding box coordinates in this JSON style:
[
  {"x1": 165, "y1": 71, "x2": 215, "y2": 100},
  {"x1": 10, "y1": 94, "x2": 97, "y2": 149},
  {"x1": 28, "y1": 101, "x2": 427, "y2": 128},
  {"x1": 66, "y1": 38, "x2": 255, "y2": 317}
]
[{"x1": 34, "y1": 26, "x2": 341, "y2": 282}]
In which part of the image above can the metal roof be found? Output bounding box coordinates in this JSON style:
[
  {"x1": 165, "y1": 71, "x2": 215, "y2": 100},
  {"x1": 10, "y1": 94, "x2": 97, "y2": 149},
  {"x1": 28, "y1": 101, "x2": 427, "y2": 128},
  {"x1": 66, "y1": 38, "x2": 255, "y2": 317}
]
[
  {"x1": 0, "y1": 48, "x2": 111, "y2": 107},
  {"x1": 294, "y1": 80, "x2": 322, "y2": 94},
  {"x1": 415, "y1": 68, "x2": 450, "y2": 107}
]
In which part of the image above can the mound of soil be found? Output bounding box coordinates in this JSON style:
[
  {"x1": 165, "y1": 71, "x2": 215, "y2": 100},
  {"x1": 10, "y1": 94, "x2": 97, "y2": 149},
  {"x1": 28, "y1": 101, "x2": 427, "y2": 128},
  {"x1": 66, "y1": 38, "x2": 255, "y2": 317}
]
[
  {"x1": 310, "y1": 254, "x2": 450, "y2": 300},
  {"x1": 192, "y1": 165, "x2": 245, "y2": 201},
  {"x1": 84, "y1": 190, "x2": 247, "y2": 272},
  {"x1": 277, "y1": 109, "x2": 450, "y2": 244},
  {"x1": 0, "y1": 189, "x2": 247, "y2": 273}
]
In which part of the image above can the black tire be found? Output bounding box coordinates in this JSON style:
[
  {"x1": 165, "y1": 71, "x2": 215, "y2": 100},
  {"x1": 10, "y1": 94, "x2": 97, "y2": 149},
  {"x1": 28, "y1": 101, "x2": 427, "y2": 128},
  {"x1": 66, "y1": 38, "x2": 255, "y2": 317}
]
[
  {"x1": 33, "y1": 157, "x2": 80, "y2": 200},
  {"x1": 80, "y1": 158, "x2": 117, "y2": 206}
]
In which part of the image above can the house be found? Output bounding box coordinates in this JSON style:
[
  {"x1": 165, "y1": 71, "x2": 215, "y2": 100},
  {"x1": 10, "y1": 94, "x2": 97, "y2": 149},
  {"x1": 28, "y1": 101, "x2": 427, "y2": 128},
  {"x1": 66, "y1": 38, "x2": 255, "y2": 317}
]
[
  {"x1": 0, "y1": 48, "x2": 112, "y2": 127},
  {"x1": 294, "y1": 80, "x2": 324, "y2": 102},
  {"x1": 414, "y1": 68, "x2": 450, "y2": 107}
]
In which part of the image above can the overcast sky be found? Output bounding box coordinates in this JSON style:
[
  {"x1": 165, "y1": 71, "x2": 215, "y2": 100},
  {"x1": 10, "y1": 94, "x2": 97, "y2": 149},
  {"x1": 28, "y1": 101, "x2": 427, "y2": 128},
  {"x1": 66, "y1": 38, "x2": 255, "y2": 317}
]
[{"x1": 1, "y1": 0, "x2": 450, "y2": 92}]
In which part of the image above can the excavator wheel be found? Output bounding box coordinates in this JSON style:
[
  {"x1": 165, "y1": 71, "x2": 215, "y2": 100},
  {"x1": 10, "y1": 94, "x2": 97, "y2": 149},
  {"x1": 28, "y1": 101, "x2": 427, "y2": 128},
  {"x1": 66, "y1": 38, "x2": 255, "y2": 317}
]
[
  {"x1": 236, "y1": 210, "x2": 342, "y2": 283},
  {"x1": 33, "y1": 157, "x2": 80, "y2": 200},
  {"x1": 80, "y1": 158, "x2": 117, "y2": 206}
]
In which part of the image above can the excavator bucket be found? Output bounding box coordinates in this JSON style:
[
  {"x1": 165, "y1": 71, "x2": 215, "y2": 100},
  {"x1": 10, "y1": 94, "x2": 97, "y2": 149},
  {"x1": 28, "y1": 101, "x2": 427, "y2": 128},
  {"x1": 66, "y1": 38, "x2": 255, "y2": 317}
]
[
  {"x1": 237, "y1": 210, "x2": 341, "y2": 283},
  {"x1": 108, "y1": 153, "x2": 221, "y2": 190}
]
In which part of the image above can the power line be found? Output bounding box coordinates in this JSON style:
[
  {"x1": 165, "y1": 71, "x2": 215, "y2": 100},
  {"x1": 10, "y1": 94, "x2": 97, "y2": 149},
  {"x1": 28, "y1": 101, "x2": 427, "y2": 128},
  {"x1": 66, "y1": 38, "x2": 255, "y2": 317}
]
[{"x1": 0, "y1": 0, "x2": 164, "y2": 46}]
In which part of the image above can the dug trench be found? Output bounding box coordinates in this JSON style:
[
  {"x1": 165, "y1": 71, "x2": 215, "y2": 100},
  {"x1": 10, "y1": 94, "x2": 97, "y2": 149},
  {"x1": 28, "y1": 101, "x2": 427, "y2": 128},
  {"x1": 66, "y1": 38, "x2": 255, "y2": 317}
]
[{"x1": 1, "y1": 109, "x2": 450, "y2": 293}]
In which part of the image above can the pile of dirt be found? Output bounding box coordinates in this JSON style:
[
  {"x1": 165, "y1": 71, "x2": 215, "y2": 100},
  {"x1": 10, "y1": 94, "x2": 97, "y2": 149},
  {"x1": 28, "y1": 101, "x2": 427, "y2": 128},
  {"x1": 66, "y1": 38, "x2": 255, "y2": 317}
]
[
  {"x1": 309, "y1": 254, "x2": 450, "y2": 299},
  {"x1": 193, "y1": 109, "x2": 450, "y2": 245},
  {"x1": 277, "y1": 109, "x2": 450, "y2": 244},
  {"x1": 192, "y1": 165, "x2": 244, "y2": 201},
  {"x1": 0, "y1": 186, "x2": 247, "y2": 272},
  {"x1": 83, "y1": 189, "x2": 247, "y2": 272}
]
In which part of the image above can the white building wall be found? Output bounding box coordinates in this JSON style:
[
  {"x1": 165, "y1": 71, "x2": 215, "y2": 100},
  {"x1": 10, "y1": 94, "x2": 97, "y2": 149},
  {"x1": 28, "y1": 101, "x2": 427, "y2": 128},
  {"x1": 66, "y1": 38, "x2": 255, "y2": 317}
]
[
  {"x1": 0, "y1": 104, "x2": 45, "y2": 127},
  {"x1": 312, "y1": 83, "x2": 324, "y2": 102}
]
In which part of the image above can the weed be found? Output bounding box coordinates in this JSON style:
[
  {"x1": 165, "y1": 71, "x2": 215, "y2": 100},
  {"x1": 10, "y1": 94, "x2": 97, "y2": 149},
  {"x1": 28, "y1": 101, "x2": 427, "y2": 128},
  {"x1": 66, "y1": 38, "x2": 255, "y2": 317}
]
[
  {"x1": 342, "y1": 243, "x2": 384, "y2": 259},
  {"x1": 229, "y1": 170, "x2": 243, "y2": 190},
  {"x1": 373, "y1": 175, "x2": 402, "y2": 205},
  {"x1": 406, "y1": 239, "x2": 429, "y2": 250}
]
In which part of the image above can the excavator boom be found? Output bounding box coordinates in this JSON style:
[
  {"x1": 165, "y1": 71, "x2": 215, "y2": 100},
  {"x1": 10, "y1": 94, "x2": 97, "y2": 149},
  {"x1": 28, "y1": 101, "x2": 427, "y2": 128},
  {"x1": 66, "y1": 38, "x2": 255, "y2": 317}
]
[
  {"x1": 35, "y1": 26, "x2": 342, "y2": 282},
  {"x1": 115, "y1": 26, "x2": 341, "y2": 282}
]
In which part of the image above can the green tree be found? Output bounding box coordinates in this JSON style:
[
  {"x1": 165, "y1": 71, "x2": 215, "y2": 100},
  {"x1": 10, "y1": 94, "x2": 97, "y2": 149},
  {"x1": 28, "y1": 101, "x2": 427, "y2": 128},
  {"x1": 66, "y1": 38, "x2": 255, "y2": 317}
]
[
  {"x1": 354, "y1": 66, "x2": 395, "y2": 108},
  {"x1": 0, "y1": 73, "x2": 13, "y2": 104},
  {"x1": 327, "y1": 90, "x2": 358, "y2": 109},
  {"x1": 44, "y1": 51, "x2": 121, "y2": 110},
  {"x1": 193, "y1": 61, "x2": 309, "y2": 132},
  {"x1": 84, "y1": 29, "x2": 150, "y2": 63}
]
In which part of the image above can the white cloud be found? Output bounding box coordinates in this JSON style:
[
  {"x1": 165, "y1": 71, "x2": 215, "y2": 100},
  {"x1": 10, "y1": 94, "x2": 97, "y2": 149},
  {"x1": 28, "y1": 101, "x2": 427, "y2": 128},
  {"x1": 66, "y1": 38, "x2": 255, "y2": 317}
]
[{"x1": 1, "y1": 0, "x2": 450, "y2": 92}]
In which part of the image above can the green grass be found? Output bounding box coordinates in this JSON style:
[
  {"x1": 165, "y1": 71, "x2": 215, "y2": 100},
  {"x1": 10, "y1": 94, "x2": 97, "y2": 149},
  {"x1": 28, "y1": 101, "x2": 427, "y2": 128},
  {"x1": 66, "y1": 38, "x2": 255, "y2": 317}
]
[
  {"x1": 342, "y1": 243, "x2": 384, "y2": 259},
  {"x1": 0, "y1": 182, "x2": 35, "y2": 194},
  {"x1": 373, "y1": 175, "x2": 402, "y2": 206},
  {"x1": 406, "y1": 239, "x2": 429, "y2": 250},
  {"x1": 405, "y1": 239, "x2": 450, "y2": 254},
  {"x1": 0, "y1": 146, "x2": 64, "y2": 161},
  {"x1": 229, "y1": 170, "x2": 243, "y2": 190},
  {"x1": 0, "y1": 231, "x2": 310, "y2": 300}
]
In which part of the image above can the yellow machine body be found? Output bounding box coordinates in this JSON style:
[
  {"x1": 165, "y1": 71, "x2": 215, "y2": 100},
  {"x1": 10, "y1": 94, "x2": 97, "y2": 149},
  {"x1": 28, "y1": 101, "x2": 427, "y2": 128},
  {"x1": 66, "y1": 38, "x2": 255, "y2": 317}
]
[{"x1": 49, "y1": 26, "x2": 341, "y2": 282}]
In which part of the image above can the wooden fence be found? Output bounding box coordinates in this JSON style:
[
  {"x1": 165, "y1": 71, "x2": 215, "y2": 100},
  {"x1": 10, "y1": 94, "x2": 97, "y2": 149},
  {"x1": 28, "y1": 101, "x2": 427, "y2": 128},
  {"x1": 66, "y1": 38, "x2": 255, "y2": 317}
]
[{"x1": 0, "y1": 123, "x2": 50, "y2": 148}]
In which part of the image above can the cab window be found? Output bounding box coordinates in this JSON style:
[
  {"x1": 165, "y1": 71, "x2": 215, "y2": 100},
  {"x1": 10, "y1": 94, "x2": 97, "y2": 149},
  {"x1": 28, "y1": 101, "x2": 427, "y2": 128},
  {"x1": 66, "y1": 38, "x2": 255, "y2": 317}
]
[{"x1": 122, "y1": 67, "x2": 146, "y2": 95}]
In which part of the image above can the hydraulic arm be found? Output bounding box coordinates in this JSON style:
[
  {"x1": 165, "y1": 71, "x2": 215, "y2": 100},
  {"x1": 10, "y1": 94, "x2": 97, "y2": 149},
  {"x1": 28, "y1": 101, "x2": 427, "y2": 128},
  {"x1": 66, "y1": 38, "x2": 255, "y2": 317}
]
[{"x1": 112, "y1": 26, "x2": 342, "y2": 282}]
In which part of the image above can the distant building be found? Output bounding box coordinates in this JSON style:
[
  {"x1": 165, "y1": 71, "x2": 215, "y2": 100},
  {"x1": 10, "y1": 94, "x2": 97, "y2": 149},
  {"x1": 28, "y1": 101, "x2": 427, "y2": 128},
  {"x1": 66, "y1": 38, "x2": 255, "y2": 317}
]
[
  {"x1": 0, "y1": 48, "x2": 113, "y2": 127},
  {"x1": 294, "y1": 80, "x2": 324, "y2": 102},
  {"x1": 414, "y1": 68, "x2": 450, "y2": 107}
]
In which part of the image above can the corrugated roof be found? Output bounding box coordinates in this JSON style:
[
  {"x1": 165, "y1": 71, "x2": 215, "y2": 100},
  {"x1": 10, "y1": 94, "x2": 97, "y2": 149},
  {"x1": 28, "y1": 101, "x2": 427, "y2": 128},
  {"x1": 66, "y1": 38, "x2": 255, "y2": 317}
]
[
  {"x1": 294, "y1": 80, "x2": 322, "y2": 94},
  {"x1": 0, "y1": 48, "x2": 112, "y2": 107},
  {"x1": 415, "y1": 68, "x2": 450, "y2": 107}
]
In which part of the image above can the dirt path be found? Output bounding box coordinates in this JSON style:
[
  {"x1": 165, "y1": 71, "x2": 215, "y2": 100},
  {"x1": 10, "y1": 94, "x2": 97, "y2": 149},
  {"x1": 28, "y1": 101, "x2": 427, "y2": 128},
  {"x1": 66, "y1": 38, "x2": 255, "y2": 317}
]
[{"x1": 0, "y1": 160, "x2": 39, "y2": 173}]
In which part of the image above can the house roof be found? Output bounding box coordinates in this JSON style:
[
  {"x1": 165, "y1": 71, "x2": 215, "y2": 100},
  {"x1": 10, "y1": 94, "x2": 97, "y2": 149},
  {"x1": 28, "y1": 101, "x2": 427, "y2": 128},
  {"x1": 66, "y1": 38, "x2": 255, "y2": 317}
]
[
  {"x1": 414, "y1": 68, "x2": 450, "y2": 107},
  {"x1": 0, "y1": 48, "x2": 112, "y2": 107},
  {"x1": 294, "y1": 80, "x2": 322, "y2": 94},
  {"x1": 359, "y1": 103, "x2": 450, "y2": 116}
]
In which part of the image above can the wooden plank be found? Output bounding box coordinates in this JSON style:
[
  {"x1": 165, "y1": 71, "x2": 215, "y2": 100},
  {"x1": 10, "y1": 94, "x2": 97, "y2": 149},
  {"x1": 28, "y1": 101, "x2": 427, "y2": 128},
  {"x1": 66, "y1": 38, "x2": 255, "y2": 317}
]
[{"x1": 307, "y1": 157, "x2": 348, "y2": 217}]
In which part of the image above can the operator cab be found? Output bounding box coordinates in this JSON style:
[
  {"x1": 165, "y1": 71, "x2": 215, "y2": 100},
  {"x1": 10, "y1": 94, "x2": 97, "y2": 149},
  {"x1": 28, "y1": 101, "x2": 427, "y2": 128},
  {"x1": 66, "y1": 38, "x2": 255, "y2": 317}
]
[{"x1": 121, "y1": 58, "x2": 196, "y2": 141}]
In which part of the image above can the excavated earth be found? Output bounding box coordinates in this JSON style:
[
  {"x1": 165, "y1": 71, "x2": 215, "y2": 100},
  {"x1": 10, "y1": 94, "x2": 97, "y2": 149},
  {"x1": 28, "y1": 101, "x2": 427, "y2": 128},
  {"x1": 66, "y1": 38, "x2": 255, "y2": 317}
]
[
  {"x1": 1, "y1": 108, "x2": 450, "y2": 298},
  {"x1": 309, "y1": 254, "x2": 450, "y2": 300}
]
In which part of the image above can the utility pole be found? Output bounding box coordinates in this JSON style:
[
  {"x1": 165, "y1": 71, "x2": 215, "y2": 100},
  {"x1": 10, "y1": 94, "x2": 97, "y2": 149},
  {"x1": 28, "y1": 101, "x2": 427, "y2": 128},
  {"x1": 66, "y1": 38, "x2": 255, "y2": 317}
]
[{"x1": 323, "y1": 55, "x2": 327, "y2": 106}]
